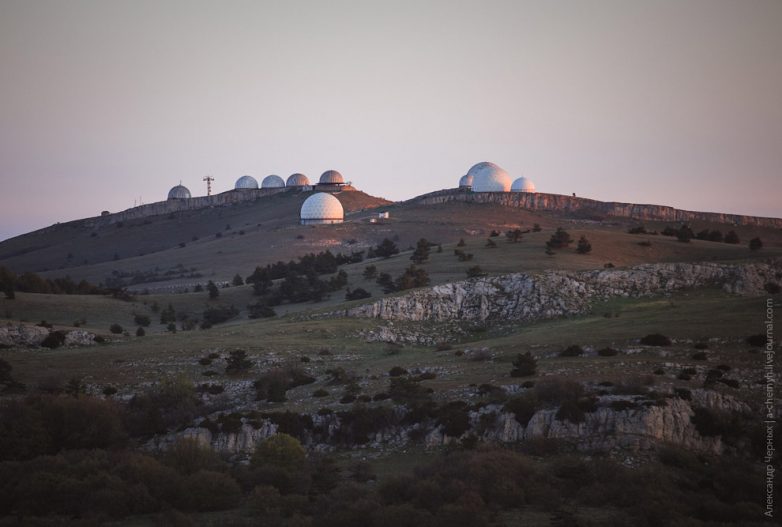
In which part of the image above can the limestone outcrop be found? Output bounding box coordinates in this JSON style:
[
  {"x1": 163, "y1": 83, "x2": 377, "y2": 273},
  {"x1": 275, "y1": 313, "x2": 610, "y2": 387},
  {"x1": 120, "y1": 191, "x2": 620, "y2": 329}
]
[
  {"x1": 338, "y1": 260, "x2": 781, "y2": 323},
  {"x1": 410, "y1": 189, "x2": 782, "y2": 229}
]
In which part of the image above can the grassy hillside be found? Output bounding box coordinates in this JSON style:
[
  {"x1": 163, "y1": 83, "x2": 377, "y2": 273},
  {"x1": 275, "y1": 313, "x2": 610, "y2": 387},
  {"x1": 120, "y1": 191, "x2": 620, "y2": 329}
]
[{"x1": 1, "y1": 192, "x2": 779, "y2": 291}]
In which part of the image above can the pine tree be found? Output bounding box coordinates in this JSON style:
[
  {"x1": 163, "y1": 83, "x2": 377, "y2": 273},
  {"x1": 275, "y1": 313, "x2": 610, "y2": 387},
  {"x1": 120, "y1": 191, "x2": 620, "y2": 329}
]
[
  {"x1": 410, "y1": 238, "x2": 431, "y2": 264},
  {"x1": 207, "y1": 280, "x2": 220, "y2": 299},
  {"x1": 576, "y1": 235, "x2": 592, "y2": 254}
]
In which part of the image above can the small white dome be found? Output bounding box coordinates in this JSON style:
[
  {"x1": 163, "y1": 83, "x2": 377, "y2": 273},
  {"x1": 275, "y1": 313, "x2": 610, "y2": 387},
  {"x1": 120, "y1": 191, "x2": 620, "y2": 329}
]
[
  {"x1": 261, "y1": 175, "x2": 285, "y2": 188},
  {"x1": 286, "y1": 173, "x2": 310, "y2": 187},
  {"x1": 235, "y1": 175, "x2": 259, "y2": 189},
  {"x1": 459, "y1": 174, "x2": 473, "y2": 188},
  {"x1": 300, "y1": 192, "x2": 344, "y2": 224},
  {"x1": 511, "y1": 176, "x2": 536, "y2": 193},
  {"x1": 468, "y1": 162, "x2": 511, "y2": 192},
  {"x1": 167, "y1": 185, "x2": 191, "y2": 200},
  {"x1": 319, "y1": 170, "x2": 344, "y2": 184}
]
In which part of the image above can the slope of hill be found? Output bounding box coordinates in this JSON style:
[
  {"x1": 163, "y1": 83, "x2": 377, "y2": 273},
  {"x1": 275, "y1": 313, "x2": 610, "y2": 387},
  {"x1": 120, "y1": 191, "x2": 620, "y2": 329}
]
[{"x1": 1, "y1": 187, "x2": 779, "y2": 290}]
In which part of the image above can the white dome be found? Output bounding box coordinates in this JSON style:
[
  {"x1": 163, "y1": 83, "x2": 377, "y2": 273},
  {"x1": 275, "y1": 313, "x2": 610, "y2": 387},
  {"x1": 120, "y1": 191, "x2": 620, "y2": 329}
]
[
  {"x1": 458, "y1": 174, "x2": 473, "y2": 188},
  {"x1": 286, "y1": 173, "x2": 310, "y2": 187},
  {"x1": 319, "y1": 170, "x2": 344, "y2": 184},
  {"x1": 300, "y1": 192, "x2": 344, "y2": 224},
  {"x1": 511, "y1": 176, "x2": 536, "y2": 193},
  {"x1": 167, "y1": 184, "x2": 191, "y2": 200},
  {"x1": 235, "y1": 175, "x2": 259, "y2": 189},
  {"x1": 468, "y1": 162, "x2": 511, "y2": 192},
  {"x1": 261, "y1": 175, "x2": 285, "y2": 188}
]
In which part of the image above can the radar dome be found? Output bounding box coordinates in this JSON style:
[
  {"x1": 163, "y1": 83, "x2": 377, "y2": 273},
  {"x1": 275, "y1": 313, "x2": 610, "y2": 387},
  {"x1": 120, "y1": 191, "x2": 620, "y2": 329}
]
[
  {"x1": 458, "y1": 174, "x2": 473, "y2": 189},
  {"x1": 468, "y1": 162, "x2": 511, "y2": 192},
  {"x1": 167, "y1": 184, "x2": 191, "y2": 200},
  {"x1": 511, "y1": 177, "x2": 536, "y2": 193},
  {"x1": 235, "y1": 175, "x2": 259, "y2": 189},
  {"x1": 300, "y1": 192, "x2": 344, "y2": 225},
  {"x1": 319, "y1": 170, "x2": 344, "y2": 185},
  {"x1": 261, "y1": 175, "x2": 285, "y2": 188},
  {"x1": 286, "y1": 173, "x2": 310, "y2": 187}
]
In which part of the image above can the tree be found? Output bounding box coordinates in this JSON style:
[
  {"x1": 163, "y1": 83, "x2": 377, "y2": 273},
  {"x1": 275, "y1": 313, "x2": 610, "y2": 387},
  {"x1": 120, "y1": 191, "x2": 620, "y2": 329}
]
[
  {"x1": 749, "y1": 237, "x2": 763, "y2": 251},
  {"x1": 251, "y1": 433, "x2": 306, "y2": 471},
  {"x1": 505, "y1": 229, "x2": 523, "y2": 243},
  {"x1": 376, "y1": 272, "x2": 396, "y2": 294},
  {"x1": 225, "y1": 350, "x2": 253, "y2": 375},
  {"x1": 232, "y1": 274, "x2": 244, "y2": 286},
  {"x1": 676, "y1": 224, "x2": 694, "y2": 243},
  {"x1": 510, "y1": 353, "x2": 537, "y2": 377},
  {"x1": 374, "y1": 238, "x2": 400, "y2": 258},
  {"x1": 545, "y1": 228, "x2": 572, "y2": 250},
  {"x1": 345, "y1": 288, "x2": 372, "y2": 300},
  {"x1": 362, "y1": 265, "x2": 377, "y2": 280},
  {"x1": 485, "y1": 238, "x2": 497, "y2": 248},
  {"x1": 466, "y1": 266, "x2": 485, "y2": 278},
  {"x1": 109, "y1": 323, "x2": 123, "y2": 334},
  {"x1": 456, "y1": 238, "x2": 466, "y2": 247},
  {"x1": 395, "y1": 266, "x2": 430, "y2": 291},
  {"x1": 576, "y1": 235, "x2": 592, "y2": 254},
  {"x1": 160, "y1": 303, "x2": 176, "y2": 324},
  {"x1": 724, "y1": 230, "x2": 740, "y2": 244},
  {"x1": 207, "y1": 281, "x2": 219, "y2": 299},
  {"x1": 136, "y1": 327, "x2": 146, "y2": 337},
  {"x1": 410, "y1": 238, "x2": 431, "y2": 264}
]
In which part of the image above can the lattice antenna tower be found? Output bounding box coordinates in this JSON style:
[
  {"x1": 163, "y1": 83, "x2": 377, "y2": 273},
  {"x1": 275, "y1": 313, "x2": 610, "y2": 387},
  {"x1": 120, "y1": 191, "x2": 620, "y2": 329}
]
[{"x1": 203, "y1": 175, "x2": 215, "y2": 196}]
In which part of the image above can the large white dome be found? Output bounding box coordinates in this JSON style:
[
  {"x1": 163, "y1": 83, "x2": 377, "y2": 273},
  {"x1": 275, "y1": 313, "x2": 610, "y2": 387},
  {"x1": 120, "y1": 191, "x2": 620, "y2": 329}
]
[
  {"x1": 167, "y1": 184, "x2": 191, "y2": 200},
  {"x1": 468, "y1": 162, "x2": 511, "y2": 192},
  {"x1": 300, "y1": 192, "x2": 344, "y2": 224},
  {"x1": 319, "y1": 170, "x2": 344, "y2": 185},
  {"x1": 511, "y1": 176, "x2": 536, "y2": 193},
  {"x1": 458, "y1": 174, "x2": 473, "y2": 188},
  {"x1": 261, "y1": 175, "x2": 285, "y2": 188},
  {"x1": 286, "y1": 173, "x2": 310, "y2": 187},
  {"x1": 235, "y1": 175, "x2": 259, "y2": 189}
]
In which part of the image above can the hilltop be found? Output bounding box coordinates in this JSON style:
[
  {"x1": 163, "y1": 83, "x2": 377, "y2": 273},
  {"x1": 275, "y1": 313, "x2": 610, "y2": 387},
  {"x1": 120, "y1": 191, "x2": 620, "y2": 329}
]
[{"x1": 0, "y1": 186, "x2": 780, "y2": 291}]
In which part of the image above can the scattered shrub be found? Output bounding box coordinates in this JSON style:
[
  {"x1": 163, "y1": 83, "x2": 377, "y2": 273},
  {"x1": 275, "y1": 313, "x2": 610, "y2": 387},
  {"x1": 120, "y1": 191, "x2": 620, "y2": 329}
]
[
  {"x1": 510, "y1": 352, "x2": 537, "y2": 377},
  {"x1": 597, "y1": 347, "x2": 619, "y2": 357},
  {"x1": 640, "y1": 333, "x2": 672, "y2": 346},
  {"x1": 559, "y1": 345, "x2": 584, "y2": 357}
]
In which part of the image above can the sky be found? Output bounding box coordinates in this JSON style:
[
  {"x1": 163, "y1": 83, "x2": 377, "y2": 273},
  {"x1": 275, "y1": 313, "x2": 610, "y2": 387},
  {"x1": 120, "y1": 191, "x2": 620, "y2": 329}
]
[{"x1": 1, "y1": 0, "x2": 780, "y2": 241}]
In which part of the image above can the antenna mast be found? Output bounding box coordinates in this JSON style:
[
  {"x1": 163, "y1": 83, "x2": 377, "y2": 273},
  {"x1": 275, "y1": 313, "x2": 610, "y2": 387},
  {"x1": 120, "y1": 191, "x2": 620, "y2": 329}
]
[{"x1": 203, "y1": 175, "x2": 215, "y2": 196}]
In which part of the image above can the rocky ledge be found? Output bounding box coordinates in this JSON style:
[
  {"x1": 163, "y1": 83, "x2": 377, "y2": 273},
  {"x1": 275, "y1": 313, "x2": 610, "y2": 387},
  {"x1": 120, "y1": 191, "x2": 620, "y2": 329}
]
[
  {"x1": 147, "y1": 389, "x2": 748, "y2": 459},
  {"x1": 336, "y1": 260, "x2": 781, "y2": 323},
  {"x1": 0, "y1": 324, "x2": 98, "y2": 348}
]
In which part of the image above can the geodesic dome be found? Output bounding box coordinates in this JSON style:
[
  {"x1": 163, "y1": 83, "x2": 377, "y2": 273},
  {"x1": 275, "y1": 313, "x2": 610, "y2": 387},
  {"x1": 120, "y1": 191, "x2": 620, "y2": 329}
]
[
  {"x1": 235, "y1": 175, "x2": 259, "y2": 189},
  {"x1": 300, "y1": 192, "x2": 344, "y2": 224},
  {"x1": 459, "y1": 174, "x2": 473, "y2": 188},
  {"x1": 319, "y1": 170, "x2": 345, "y2": 184},
  {"x1": 167, "y1": 184, "x2": 191, "y2": 200},
  {"x1": 511, "y1": 176, "x2": 536, "y2": 193},
  {"x1": 468, "y1": 162, "x2": 511, "y2": 192},
  {"x1": 261, "y1": 175, "x2": 285, "y2": 188},
  {"x1": 286, "y1": 173, "x2": 310, "y2": 187}
]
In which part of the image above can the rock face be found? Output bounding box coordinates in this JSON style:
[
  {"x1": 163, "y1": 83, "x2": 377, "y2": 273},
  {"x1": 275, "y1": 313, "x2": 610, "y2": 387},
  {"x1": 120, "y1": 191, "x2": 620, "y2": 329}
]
[
  {"x1": 340, "y1": 261, "x2": 781, "y2": 323},
  {"x1": 149, "y1": 394, "x2": 732, "y2": 457},
  {"x1": 411, "y1": 189, "x2": 782, "y2": 229},
  {"x1": 0, "y1": 324, "x2": 49, "y2": 347},
  {"x1": 0, "y1": 324, "x2": 97, "y2": 348},
  {"x1": 457, "y1": 398, "x2": 723, "y2": 454}
]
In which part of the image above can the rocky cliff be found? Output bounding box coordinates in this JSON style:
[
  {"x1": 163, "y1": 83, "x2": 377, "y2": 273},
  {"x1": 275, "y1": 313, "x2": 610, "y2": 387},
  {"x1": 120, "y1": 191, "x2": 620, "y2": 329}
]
[
  {"x1": 411, "y1": 189, "x2": 782, "y2": 228},
  {"x1": 148, "y1": 389, "x2": 747, "y2": 458},
  {"x1": 338, "y1": 260, "x2": 781, "y2": 323}
]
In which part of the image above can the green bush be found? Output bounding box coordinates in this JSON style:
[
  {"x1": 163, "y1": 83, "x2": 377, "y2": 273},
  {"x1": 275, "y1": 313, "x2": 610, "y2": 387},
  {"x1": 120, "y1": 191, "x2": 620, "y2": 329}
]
[
  {"x1": 510, "y1": 352, "x2": 537, "y2": 377},
  {"x1": 640, "y1": 333, "x2": 672, "y2": 346}
]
